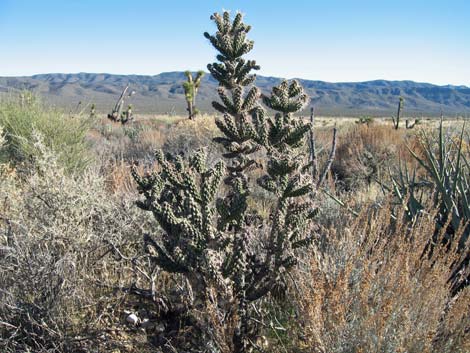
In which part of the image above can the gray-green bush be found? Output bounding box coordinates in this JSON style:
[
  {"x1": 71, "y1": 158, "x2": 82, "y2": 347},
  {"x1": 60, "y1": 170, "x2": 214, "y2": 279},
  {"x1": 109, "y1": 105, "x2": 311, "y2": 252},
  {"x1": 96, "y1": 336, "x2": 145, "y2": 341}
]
[
  {"x1": 0, "y1": 93, "x2": 92, "y2": 171},
  {"x1": 0, "y1": 134, "x2": 154, "y2": 352}
]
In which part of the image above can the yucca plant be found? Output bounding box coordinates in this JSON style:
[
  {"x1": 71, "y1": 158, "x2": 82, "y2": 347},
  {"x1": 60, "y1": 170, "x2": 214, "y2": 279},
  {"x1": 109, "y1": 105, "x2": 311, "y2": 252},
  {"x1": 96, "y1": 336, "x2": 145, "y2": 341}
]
[
  {"x1": 132, "y1": 11, "x2": 333, "y2": 352},
  {"x1": 389, "y1": 119, "x2": 470, "y2": 292}
]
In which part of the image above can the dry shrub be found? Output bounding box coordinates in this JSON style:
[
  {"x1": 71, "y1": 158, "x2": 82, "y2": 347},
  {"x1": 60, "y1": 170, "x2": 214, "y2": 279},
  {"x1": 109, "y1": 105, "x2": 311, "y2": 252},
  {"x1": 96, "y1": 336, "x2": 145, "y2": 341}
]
[
  {"x1": 139, "y1": 128, "x2": 166, "y2": 151},
  {"x1": 331, "y1": 124, "x2": 411, "y2": 191},
  {"x1": 104, "y1": 159, "x2": 162, "y2": 195},
  {"x1": 104, "y1": 159, "x2": 137, "y2": 194},
  {"x1": 90, "y1": 116, "x2": 220, "y2": 167},
  {"x1": 296, "y1": 203, "x2": 470, "y2": 353},
  {"x1": 162, "y1": 116, "x2": 221, "y2": 158},
  {"x1": 0, "y1": 134, "x2": 156, "y2": 352},
  {"x1": 89, "y1": 118, "x2": 163, "y2": 164}
]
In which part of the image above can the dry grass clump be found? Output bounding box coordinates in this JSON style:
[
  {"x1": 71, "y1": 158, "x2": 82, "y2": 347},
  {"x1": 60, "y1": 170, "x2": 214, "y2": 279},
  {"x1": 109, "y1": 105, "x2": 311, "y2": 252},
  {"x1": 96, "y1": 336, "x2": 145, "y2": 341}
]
[
  {"x1": 161, "y1": 115, "x2": 221, "y2": 158},
  {"x1": 89, "y1": 118, "x2": 157, "y2": 163},
  {"x1": 296, "y1": 203, "x2": 470, "y2": 353},
  {"x1": 331, "y1": 124, "x2": 412, "y2": 191}
]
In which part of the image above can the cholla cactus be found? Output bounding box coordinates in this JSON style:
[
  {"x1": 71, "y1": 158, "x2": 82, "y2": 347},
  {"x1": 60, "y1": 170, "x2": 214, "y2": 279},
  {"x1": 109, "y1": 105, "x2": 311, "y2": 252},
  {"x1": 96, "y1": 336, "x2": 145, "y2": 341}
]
[
  {"x1": 133, "y1": 11, "x2": 324, "y2": 352},
  {"x1": 132, "y1": 150, "x2": 224, "y2": 273},
  {"x1": 183, "y1": 70, "x2": 205, "y2": 119}
]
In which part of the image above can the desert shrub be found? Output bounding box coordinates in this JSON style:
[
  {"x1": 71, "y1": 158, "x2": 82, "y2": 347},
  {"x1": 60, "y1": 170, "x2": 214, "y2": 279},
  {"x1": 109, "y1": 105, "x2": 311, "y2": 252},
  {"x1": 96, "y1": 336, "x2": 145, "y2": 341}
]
[
  {"x1": 0, "y1": 93, "x2": 92, "y2": 172},
  {"x1": 355, "y1": 116, "x2": 374, "y2": 125},
  {"x1": 161, "y1": 116, "x2": 221, "y2": 158},
  {"x1": 90, "y1": 118, "x2": 155, "y2": 163},
  {"x1": 91, "y1": 116, "x2": 214, "y2": 165},
  {"x1": 331, "y1": 124, "x2": 408, "y2": 191},
  {"x1": 0, "y1": 133, "x2": 156, "y2": 352},
  {"x1": 296, "y1": 203, "x2": 470, "y2": 353}
]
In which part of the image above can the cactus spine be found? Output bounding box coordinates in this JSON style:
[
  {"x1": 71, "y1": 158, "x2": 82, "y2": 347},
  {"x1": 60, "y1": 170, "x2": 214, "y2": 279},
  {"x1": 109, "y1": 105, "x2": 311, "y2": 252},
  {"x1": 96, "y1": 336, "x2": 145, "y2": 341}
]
[{"x1": 183, "y1": 70, "x2": 205, "y2": 119}]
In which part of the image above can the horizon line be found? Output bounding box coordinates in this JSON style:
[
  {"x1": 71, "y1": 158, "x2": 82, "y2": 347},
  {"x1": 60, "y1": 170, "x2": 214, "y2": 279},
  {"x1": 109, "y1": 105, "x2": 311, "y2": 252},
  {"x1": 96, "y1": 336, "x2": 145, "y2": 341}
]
[{"x1": 0, "y1": 71, "x2": 468, "y2": 89}]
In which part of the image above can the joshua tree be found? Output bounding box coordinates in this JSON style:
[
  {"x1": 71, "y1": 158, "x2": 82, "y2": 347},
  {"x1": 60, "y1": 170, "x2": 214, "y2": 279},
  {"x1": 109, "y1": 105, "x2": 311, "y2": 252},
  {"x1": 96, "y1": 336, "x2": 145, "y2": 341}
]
[
  {"x1": 133, "y1": 11, "x2": 334, "y2": 352},
  {"x1": 391, "y1": 96, "x2": 404, "y2": 129},
  {"x1": 391, "y1": 97, "x2": 419, "y2": 129},
  {"x1": 107, "y1": 85, "x2": 135, "y2": 124},
  {"x1": 183, "y1": 70, "x2": 205, "y2": 119}
]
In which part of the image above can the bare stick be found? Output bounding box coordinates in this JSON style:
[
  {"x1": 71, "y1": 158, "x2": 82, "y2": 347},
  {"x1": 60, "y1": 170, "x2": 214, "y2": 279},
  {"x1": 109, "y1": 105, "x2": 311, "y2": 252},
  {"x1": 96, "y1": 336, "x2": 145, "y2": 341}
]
[
  {"x1": 317, "y1": 126, "x2": 337, "y2": 188},
  {"x1": 308, "y1": 106, "x2": 318, "y2": 181}
]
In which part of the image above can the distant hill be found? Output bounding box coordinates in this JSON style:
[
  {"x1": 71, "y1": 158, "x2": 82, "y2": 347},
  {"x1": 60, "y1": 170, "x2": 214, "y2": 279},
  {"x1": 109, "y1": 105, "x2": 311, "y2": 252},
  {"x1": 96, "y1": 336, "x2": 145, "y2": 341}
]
[{"x1": 1, "y1": 72, "x2": 469, "y2": 116}]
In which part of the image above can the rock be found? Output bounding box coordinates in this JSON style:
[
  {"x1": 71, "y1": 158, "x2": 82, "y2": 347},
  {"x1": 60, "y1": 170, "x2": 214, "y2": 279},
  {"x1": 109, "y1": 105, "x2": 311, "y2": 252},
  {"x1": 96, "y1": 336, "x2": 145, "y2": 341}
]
[{"x1": 126, "y1": 313, "x2": 140, "y2": 325}]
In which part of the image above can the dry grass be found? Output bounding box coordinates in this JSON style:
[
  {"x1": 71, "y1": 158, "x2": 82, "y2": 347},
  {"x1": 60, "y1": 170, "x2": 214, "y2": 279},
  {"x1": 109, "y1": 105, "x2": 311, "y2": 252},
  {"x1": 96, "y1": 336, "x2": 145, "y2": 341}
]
[
  {"x1": 296, "y1": 203, "x2": 470, "y2": 353},
  {"x1": 331, "y1": 123, "x2": 416, "y2": 192}
]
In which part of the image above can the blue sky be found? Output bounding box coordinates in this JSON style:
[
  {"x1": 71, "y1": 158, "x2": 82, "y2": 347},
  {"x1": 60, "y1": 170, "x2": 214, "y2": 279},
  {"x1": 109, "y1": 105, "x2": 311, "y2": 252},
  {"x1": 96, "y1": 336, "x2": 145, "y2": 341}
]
[{"x1": 0, "y1": 0, "x2": 469, "y2": 85}]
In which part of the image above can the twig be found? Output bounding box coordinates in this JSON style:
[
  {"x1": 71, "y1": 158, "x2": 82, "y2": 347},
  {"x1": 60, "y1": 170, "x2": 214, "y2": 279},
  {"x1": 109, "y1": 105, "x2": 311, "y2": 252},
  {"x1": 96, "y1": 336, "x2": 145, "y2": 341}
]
[
  {"x1": 308, "y1": 106, "x2": 318, "y2": 179},
  {"x1": 317, "y1": 126, "x2": 337, "y2": 188}
]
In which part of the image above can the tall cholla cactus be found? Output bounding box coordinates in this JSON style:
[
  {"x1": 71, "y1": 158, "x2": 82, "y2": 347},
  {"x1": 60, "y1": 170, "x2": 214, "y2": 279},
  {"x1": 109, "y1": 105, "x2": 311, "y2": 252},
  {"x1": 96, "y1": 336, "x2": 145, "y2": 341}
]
[
  {"x1": 133, "y1": 11, "x2": 323, "y2": 353},
  {"x1": 183, "y1": 70, "x2": 205, "y2": 119}
]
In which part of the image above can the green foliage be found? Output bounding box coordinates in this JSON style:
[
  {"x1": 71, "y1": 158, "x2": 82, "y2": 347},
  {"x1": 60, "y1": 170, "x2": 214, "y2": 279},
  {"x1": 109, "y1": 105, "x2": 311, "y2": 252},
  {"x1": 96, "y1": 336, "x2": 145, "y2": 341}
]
[
  {"x1": 90, "y1": 103, "x2": 96, "y2": 118},
  {"x1": 0, "y1": 93, "x2": 92, "y2": 172},
  {"x1": 406, "y1": 118, "x2": 420, "y2": 129},
  {"x1": 393, "y1": 120, "x2": 470, "y2": 246},
  {"x1": 389, "y1": 120, "x2": 470, "y2": 294}
]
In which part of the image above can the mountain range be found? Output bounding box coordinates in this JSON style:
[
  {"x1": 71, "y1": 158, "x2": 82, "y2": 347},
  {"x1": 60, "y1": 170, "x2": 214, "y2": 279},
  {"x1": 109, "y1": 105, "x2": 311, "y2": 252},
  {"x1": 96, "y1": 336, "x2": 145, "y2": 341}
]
[{"x1": 0, "y1": 72, "x2": 469, "y2": 116}]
